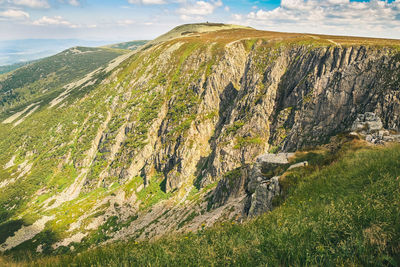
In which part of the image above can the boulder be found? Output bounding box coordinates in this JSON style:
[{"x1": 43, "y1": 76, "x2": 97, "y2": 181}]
[
  {"x1": 245, "y1": 152, "x2": 294, "y2": 217},
  {"x1": 287, "y1": 161, "x2": 308, "y2": 170},
  {"x1": 351, "y1": 112, "x2": 383, "y2": 133}
]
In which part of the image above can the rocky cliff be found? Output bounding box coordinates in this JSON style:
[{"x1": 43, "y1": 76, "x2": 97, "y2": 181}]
[{"x1": 0, "y1": 24, "x2": 400, "y2": 254}]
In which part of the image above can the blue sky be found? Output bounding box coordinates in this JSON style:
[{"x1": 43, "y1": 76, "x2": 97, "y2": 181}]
[{"x1": 0, "y1": 0, "x2": 400, "y2": 42}]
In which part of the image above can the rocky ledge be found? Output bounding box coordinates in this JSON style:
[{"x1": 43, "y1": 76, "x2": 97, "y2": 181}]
[{"x1": 351, "y1": 112, "x2": 400, "y2": 144}]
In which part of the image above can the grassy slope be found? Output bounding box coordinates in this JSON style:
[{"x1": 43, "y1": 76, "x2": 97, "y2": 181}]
[
  {"x1": 0, "y1": 61, "x2": 37, "y2": 75},
  {"x1": 0, "y1": 47, "x2": 125, "y2": 114},
  {"x1": 2, "y1": 141, "x2": 399, "y2": 266},
  {"x1": 102, "y1": 40, "x2": 148, "y2": 50},
  {"x1": 0, "y1": 27, "x2": 400, "y2": 265},
  {"x1": 147, "y1": 23, "x2": 251, "y2": 46}
]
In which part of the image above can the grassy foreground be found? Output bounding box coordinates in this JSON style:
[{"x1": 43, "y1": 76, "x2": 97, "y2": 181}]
[{"x1": 1, "y1": 142, "x2": 400, "y2": 266}]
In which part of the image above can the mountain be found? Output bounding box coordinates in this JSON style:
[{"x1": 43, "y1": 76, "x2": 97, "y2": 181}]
[
  {"x1": 143, "y1": 23, "x2": 251, "y2": 49},
  {"x1": 0, "y1": 39, "x2": 116, "y2": 66},
  {"x1": 0, "y1": 61, "x2": 37, "y2": 75},
  {"x1": 0, "y1": 46, "x2": 127, "y2": 115},
  {"x1": 0, "y1": 23, "x2": 399, "y2": 265},
  {"x1": 0, "y1": 40, "x2": 147, "y2": 77},
  {"x1": 102, "y1": 40, "x2": 149, "y2": 50}
]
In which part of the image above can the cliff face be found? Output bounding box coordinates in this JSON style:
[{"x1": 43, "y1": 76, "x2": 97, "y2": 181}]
[
  {"x1": 101, "y1": 38, "x2": 400, "y2": 194},
  {"x1": 1, "y1": 26, "x2": 400, "y2": 253},
  {"x1": 134, "y1": 40, "x2": 400, "y2": 192}
]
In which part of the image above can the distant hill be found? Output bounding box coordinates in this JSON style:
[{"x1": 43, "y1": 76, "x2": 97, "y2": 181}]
[
  {"x1": 143, "y1": 23, "x2": 252, "y2": 48},
  {"x1": 102, "y1": 40, "x2": 148, "y2": 50},
  {"x1": 0, "y1": 39, "x2": 112, "y2": 66},
  {"x1": 0, "y1": 61, "x2": 37, "y2": 75},
  {"x1": 0, "y1": 46, "x2": 126, "y2": 113}
]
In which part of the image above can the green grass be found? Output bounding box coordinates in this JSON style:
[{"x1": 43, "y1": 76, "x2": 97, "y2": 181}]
[
  {"x1": 225, "y1": 121, "x2": 244, "y2": 136},
  {"x1": 233, "y1": 136, "x2": 264, "y2": 149},
  {"x1": 0, "y1": 46, "x2": 124, "y2": 113},
  {"x1": 2, "y1": 142, "x2": 399, "y2": 266},
  {"x1": 103, "y1": 40, "x2": 148, "y2": 50},
  {"x1": 1, "y1": 28, "x2": 400, "y2": 266},
  {"x1": 136, "y1": 173, "x2": 172, "y2": 210}
]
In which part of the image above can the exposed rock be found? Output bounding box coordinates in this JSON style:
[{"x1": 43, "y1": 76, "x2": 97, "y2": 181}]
[
  {"x1": 351, "y1": 112, "x2": 383, "y2": 133},
  {"x1": 3, "y1": 155, "x2": 16, "y2": 169},
  {"x1": 52, "y1": 232, "x2": 88, "y2": 250},
  {"x1": 0, "y1": 216, "x2": 54, "y2": 252},
  {"x1": 44, "y1": 111, "x2": 113, "y2": 210},
  {"x1": 0, "y1": 178, "x2": 15, "y2": 189},
  {"x1": 210, "y1": 152, "x2": 295, "y2": 215},
  {"x1": 36, "y1": 244, "x2": 44, "y2": 253},
  {"x1": 257, "y1": 153, "x2": 294, "y2": 165},
  {"x1": 2, "y1": 27, "x2": 400, "y2": 252},
  {"x1": 208, "y1": 166, "x2": 250, "y2": 210},
  {"x1": 287, "y1": 161, "x2": 308, "y2": 170},
  {"x1": 2, "y1": 102, "x2": 39, "y2": 124},
  {"x1": 247, "y1": 153, "x2": 293, "y2": 193},
  {"x1": 350, "y1": 112, "x2": 400, "y2": 144},
  {"x1": 243, "y1": 152, "x2": 294, "y2": 217},
  {"x1": 246, "y1": 176, "x2": 280, "y2": 217},
  {"x1": 268, "y1": 46, "x2": 400, "y2": 152},
  {"x1": 14, "y1": 104, "x2": 40, "y2": 126}
]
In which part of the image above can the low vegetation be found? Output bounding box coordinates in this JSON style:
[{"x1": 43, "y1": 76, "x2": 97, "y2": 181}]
[
  {"x1": 1, "y1": 25, "x2": 400, "y2": 266},
  {"x1": 1, "y1": 141, "x2": 399, "y2": 266},
  {"x1": 0, "y1": 47, "x2": 125, "y2": 112},
  {"x1": 103, "y1": 40, "x2": 148, "y2": 50}
]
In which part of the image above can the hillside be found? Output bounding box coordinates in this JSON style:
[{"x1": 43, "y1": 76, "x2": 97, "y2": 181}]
[
  {"x1": 143, "y1": 23, "x2": 252, "y2": 48},
  {"x1": 0, "y1": 61, "x2": 37, "y2": 75},
  {"x1": 0, "y1": 23, "x2": 399, "y2": 265},
  {"x1": 3, "y1": 139, "x2": 400, "y2": 266},
  {"x1": 102, "y1": 40, "x2": 148, "y2": 50},
  {"x1": 0, "y1": 46, "x2": 126, "y2": 115}
]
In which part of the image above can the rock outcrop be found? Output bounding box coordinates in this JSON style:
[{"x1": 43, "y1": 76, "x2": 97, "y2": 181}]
[
  {"x1": 2, "y1": 25, "x2": 400, "y2": 252},
  {"x1": 351, "y1": 112, "x2": 400, "y2": 144},
  {"x1": 244, "y1": 153, "x2": 293, "y2": 217}
]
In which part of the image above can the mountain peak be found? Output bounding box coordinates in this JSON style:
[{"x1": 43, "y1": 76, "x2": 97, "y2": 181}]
[{"x1": 146, "y1": 22, "x2": 252, "y2": 47}]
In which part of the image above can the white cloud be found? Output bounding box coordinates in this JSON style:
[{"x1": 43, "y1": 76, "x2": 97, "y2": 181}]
[
  {"x1": 32, "y1": 16, "x2": 78, "y2": 28},
  {"x1": 232, "y1": 13, "x2": 242, "y2": 20},
  {"x1": 11, "y1": 0, "x2": 50, "y2": 8},
  {"x1": 117, "y1": 19, "x2": 135, "y2": 25},
  {"x1": 178, "y1": 0, "x2": 222, "y2": 16},
  {"x1": 179, "y1": 14, "x2": 204, "y2": 21},
  {"x1": 57, "y1": 0, "x2": 80, "y2": 6},
  {"x1": 232, "y1": 0, "x2": 400, "y2": 39},
  {"x1": 128, "y1": 0, "x2": 166, "y2": 4},
  {"x1": 68, "y1": 0, "x2": 80, "y2": 6},
  {"x1": 0, "y1": 9, "x2": 29, "y2": 19}
]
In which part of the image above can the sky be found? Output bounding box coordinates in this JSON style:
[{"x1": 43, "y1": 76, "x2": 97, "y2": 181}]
[
  {"x1": 1, "y1": 0, "x2": 400, "y2": 41},
  {"x1": 0, "y1": 0, "x2": 400, "y2": 64}
]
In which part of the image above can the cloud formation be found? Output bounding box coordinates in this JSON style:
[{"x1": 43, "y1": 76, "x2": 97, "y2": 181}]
[
  {"x1": 32, "y1": 15, "x2": 78, "y2": 28},
  {"x1": 67, "y1": 0, "x2": 79, "y2": 6},
  {"x1": 233, "y1": 0, "x2": 400, "y2": 38},
  {"x1": 128, "y1": 0, "x2": 166, "y2": 4},
  {"x1": 0, "y1": 9, "x2": 29, "y2": 19},
  {"x1": 57, "y1": 0, "x2": 80, "y2": 6},
  {"x1": 117, "y1": 19, "x2": 135, "y2": 26},
  {"x1": 177, "y1": 0, "x2": 222, "y2": 20},
  {"x1": 11, "y1": 0, "x2": 50, "y2": 8}
]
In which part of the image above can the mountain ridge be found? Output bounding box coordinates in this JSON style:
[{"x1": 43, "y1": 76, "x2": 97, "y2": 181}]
[{"x1": 0, "y1": 24, "x2": 399, "y2": 263}]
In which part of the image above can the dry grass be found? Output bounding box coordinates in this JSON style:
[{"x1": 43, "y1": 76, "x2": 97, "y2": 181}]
[{"x1": 165, "y1": 27, "x2": 400, "y2": 48}]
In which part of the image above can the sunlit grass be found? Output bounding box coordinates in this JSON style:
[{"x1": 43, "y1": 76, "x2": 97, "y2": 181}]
[{"x1": 2, "y1": 142, "x2": 398, "y2": 266}]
